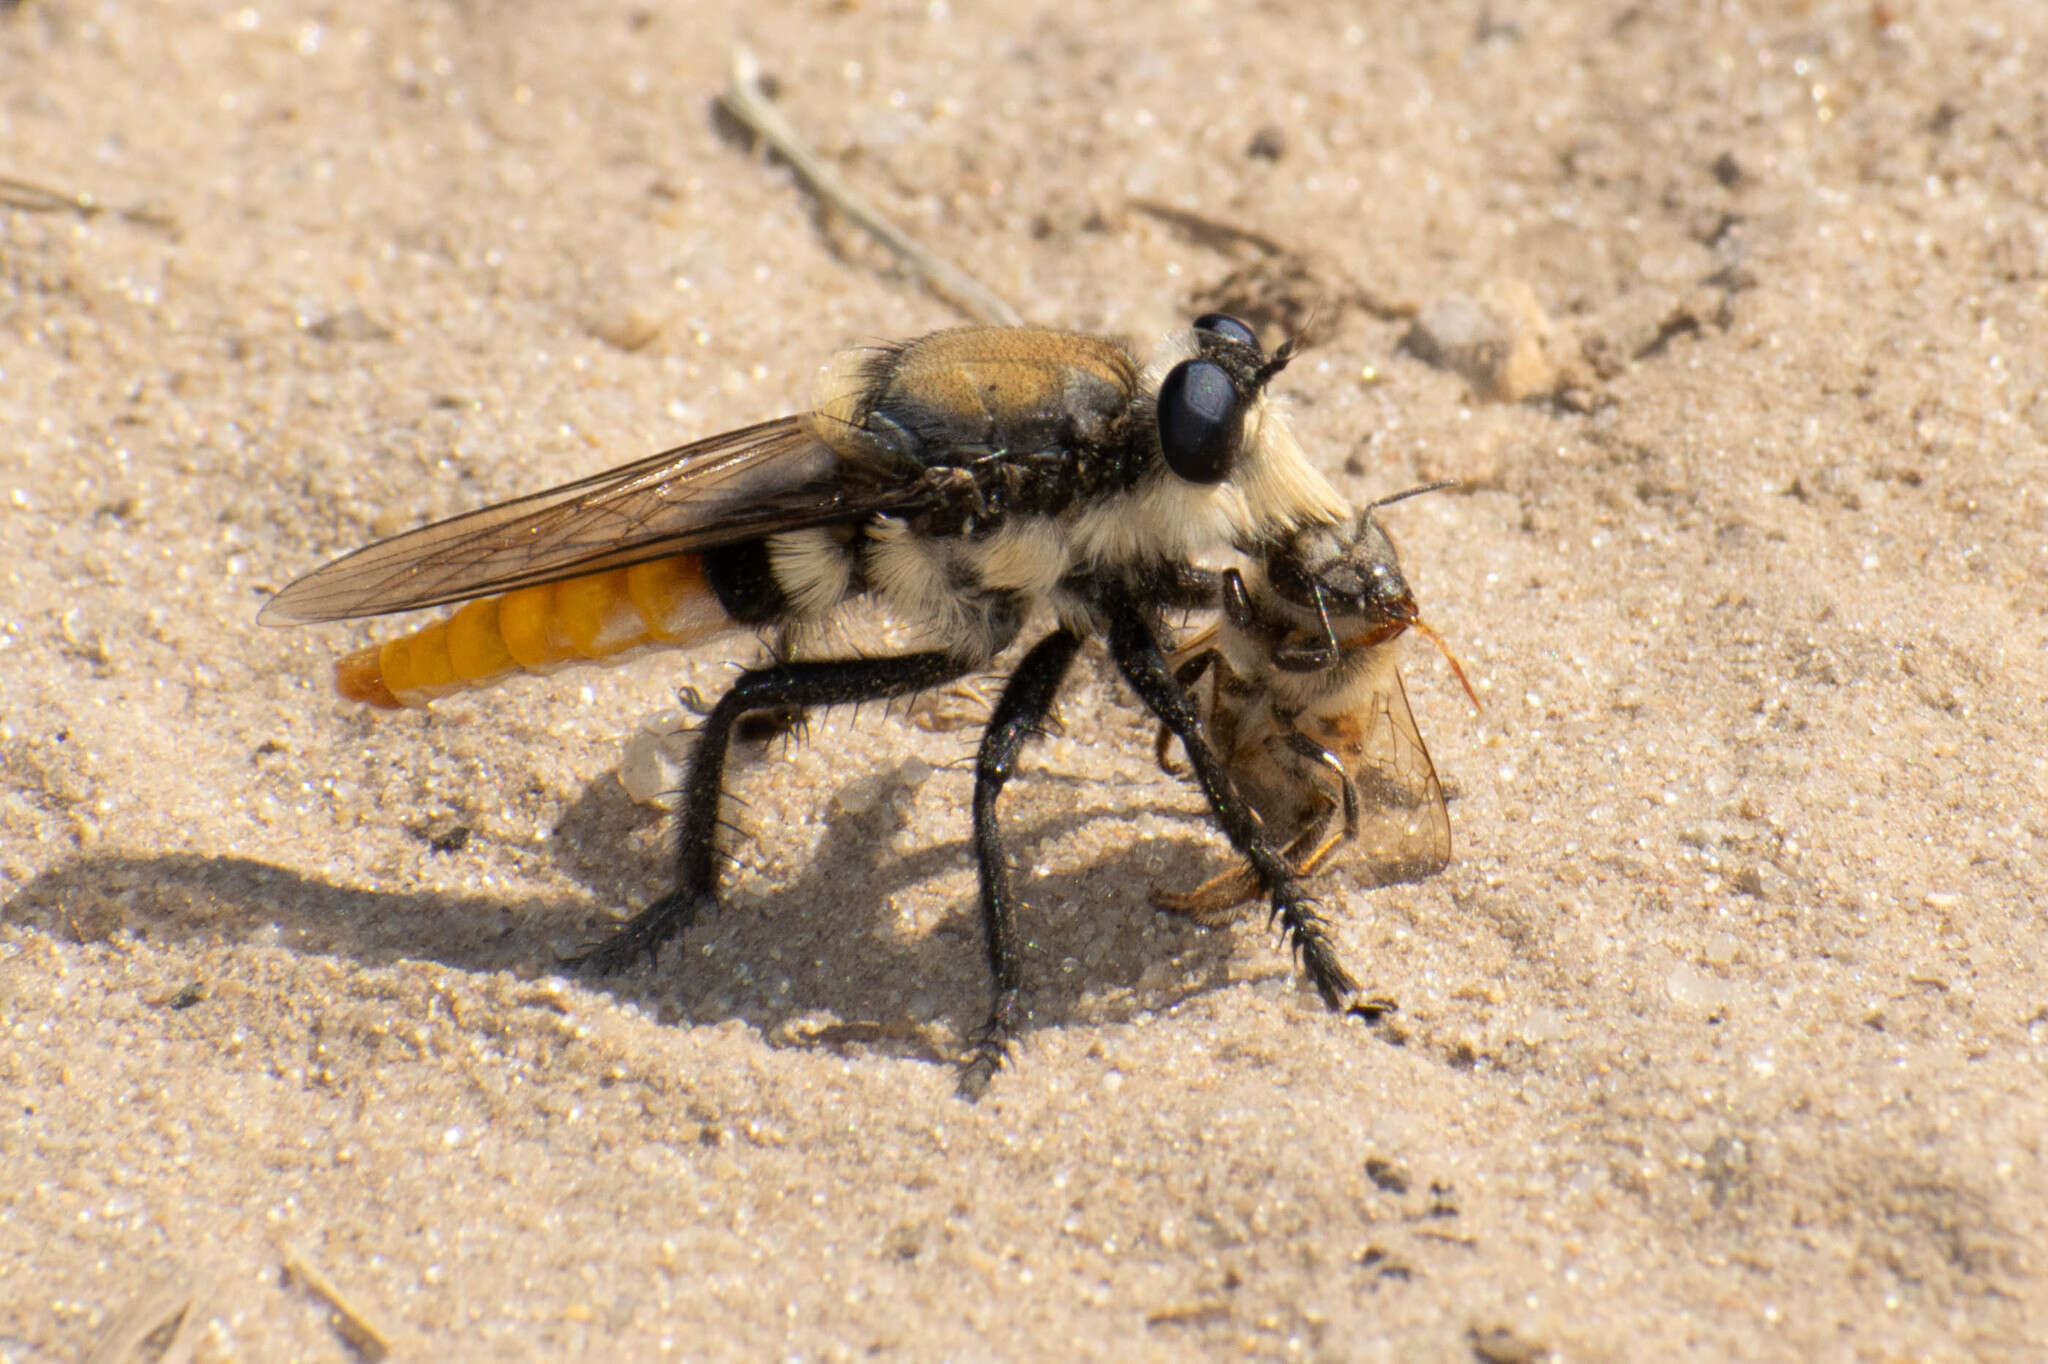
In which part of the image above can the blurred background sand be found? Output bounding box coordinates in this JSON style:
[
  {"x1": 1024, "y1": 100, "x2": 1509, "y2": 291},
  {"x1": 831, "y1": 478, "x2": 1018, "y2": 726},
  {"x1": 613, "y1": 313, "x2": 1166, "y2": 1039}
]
[{"x1": 3, "y1": 0, "x2": 2045, "y2": 1357}]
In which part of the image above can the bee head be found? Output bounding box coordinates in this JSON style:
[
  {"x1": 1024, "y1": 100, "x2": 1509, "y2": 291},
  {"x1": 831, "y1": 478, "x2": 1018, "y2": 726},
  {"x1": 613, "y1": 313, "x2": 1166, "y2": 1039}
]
[
  {"x1": 1154, "y1": 313, "x2": 1295, "y2": 485},
  {"x1": 1265, "y1": 509, "x2": 1416, "y2": 629}
]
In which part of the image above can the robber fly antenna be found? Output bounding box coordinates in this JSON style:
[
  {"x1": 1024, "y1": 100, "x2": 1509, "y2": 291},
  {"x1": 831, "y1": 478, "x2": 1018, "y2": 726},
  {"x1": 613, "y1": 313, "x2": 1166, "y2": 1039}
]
[
  {"x1": 1253, "y1": 294, "x2": 1333, "y2": 387},
  {"x1": 1255, "y1": 335, "x2": 1298, "y2": 388}
]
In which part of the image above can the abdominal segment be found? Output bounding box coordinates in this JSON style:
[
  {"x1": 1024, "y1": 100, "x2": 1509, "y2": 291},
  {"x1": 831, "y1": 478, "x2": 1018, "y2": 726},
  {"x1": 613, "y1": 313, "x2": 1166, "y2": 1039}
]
[{"x1": 334, "y1": 554, "x2": 733, "y2": 708}]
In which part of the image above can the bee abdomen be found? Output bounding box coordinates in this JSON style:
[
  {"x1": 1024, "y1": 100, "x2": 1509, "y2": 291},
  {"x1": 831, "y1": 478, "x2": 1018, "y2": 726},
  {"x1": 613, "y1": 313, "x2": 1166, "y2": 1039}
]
[{"x1": 334, "y1": 555, "x2": 730, "y2": 708}]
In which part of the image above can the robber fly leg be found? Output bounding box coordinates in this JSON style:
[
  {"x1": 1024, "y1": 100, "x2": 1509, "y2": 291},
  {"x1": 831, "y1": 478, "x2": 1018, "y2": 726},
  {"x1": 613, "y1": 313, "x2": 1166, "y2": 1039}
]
[
  {"x1": 1224, "y1": 567, "x2": 1336, "y2": 674},
  {"x1": 1153, "y1": 648, "x2": 1218, "y2": 776},
  {"x1": 574, "y1": 649, "x2": 969, "y2": 976},
  {"x1": 1156, "y1": 562, "x2": 1223, "y2": 612},
  {"x1": 959, "y1": 628, "x2": 1085, "y2": 1100},
  {"x1": 1099, "y1": 582, "x2": 1360, "y2": 1010}
]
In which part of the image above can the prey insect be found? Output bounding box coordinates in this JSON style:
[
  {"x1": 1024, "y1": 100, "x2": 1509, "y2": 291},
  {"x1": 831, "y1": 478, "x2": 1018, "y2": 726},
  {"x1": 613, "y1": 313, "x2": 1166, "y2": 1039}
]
[
  {"x1": 263, "y1": 314, "x2": 1359, "y2": 1092},
  {"x1": 1153, "y1": 485, "x2": 1479, "y2": 921}
]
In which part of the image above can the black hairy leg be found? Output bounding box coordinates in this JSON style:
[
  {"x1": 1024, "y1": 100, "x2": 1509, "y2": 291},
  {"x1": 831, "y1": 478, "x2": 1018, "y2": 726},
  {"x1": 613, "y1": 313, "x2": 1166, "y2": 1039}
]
[
  {"x1": 959, "y1": 628, "x2": 1084, "y2": 1099},
  {"x1": 1097, "y1": 581, "x2": 1361, "y2": 1009},
  {"x1": 1151, "y1": 560, "x2": 1224, "y2": 612},
  {"x1": 680, "y1": 683, "x2": 810, "y2": 747},
  {"x1": 1152, "y1": 646, "x2": 1219, "y2": 777},
  {"x1": 574, "y1": 650, "x2": 969, "y2": 975}
]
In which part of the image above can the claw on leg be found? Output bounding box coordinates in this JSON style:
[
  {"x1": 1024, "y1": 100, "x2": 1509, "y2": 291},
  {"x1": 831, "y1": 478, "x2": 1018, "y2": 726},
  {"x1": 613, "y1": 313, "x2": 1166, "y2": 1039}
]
[
  {"x1": 957, "y1": 1024, "x2": 1012, "y2": 1101},
  {"x1": 1271, "y1": 887, "x2": 1358, "y2": 1008},
  {"x1": 569, "y1": 891, "x2": 707, "y2": 975}
]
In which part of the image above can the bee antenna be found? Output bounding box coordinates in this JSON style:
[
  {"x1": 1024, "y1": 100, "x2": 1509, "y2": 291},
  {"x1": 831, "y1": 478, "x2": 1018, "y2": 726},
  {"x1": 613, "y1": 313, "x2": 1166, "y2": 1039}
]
[{"x1": 1368, "y1": 479, "x2": 1458, "y2": 512}]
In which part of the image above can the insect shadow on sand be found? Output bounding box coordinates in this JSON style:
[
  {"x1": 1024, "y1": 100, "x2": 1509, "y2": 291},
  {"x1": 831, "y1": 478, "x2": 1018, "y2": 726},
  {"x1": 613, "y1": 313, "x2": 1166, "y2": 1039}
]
[
  {"x1": 542, "y1": 739, "x2": 1253, "y2": 1066},
  {"x1": 1, "y1": 852, "x2": 571, "y2": 979}
]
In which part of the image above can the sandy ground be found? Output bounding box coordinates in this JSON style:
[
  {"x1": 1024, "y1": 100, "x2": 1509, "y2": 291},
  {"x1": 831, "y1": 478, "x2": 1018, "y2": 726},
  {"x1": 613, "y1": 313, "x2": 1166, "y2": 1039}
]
[{"x1": 4, "y1": 0, "x2": 2046, "y2": 1358}]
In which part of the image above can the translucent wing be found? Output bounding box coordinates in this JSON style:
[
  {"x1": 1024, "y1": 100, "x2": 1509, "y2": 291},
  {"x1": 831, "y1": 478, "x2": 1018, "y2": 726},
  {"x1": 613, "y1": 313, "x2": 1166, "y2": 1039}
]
[
  {"x1": 261, "y1": 417, "x2": 910, "y2": 624},
  {"x1": 1346, "y1": 665, "x2": 1452, "y2": 887},
  {"x1": 1165, "y1": 620, "x2": 1222, "y2": 669},
  {"x1": 1152, "y1": 648, "x2": 1450, "y2": 920}
]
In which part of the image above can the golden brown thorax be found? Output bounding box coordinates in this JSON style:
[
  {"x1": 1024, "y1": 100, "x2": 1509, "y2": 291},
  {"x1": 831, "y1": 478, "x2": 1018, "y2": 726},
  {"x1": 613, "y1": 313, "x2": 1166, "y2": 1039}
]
[{"x1": 879, "y1": 328, "x2": 1139, "y2": 418}]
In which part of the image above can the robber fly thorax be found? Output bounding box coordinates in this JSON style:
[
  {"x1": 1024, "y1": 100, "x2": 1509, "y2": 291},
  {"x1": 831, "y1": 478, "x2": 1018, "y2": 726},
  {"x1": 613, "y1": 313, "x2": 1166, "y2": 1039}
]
[
  {"x1": 265, "y1": 313, "x2": 1360, "y2": 1094},
  {"x1": 1154, "y1": 484, "x2": 1479, "y2": 922}
]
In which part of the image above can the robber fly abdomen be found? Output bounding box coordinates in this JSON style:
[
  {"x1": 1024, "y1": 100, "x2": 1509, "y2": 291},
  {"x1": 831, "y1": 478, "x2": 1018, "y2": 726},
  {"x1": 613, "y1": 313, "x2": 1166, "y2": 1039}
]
[
  {"x1": 330, "y1": 552, "x2": 732, "y2": 707},
  {"x1": 1155, "y1": 486, "x2": 1479, "y2": 921},
  {"x1": 266, "y1": 315, "x2": 1357, "y2": 1094}
]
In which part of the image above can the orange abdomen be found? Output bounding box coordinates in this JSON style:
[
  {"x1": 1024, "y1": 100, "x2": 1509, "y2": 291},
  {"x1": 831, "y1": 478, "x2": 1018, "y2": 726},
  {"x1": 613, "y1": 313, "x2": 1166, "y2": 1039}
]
[{"x1": 335, "y1": 554, "x2": 731, "y2": 708}]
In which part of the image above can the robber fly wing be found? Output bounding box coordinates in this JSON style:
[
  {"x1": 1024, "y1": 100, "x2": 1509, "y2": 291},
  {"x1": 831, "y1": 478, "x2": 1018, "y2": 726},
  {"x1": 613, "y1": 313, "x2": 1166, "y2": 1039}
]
[
  {"x1": 261, "y1": 417, "x2": 897, "y2": 624},
  {"x1": 1350, "y1": 665, "x2": 1453, "y2": 886}
]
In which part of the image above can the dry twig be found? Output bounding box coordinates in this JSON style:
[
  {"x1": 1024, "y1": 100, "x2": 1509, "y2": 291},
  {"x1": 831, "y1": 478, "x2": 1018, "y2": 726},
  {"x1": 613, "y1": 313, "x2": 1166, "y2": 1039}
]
[
  {"x1": 717, "y1": 47, "x2": 1021, "y2": 327},
  {"x1": 277, "y1": 1238, "x2": 393, "y2": 1361}
]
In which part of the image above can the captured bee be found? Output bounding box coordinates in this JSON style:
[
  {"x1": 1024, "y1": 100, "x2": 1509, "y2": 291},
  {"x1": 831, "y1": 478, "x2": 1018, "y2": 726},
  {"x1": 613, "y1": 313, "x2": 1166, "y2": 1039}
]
[
  {"x1": 263, "y1": 314, "x2": 1361, "y2": 1092},
  {"x1": 1153, "y1": 485, "x2": 1479, "y2": 921}
]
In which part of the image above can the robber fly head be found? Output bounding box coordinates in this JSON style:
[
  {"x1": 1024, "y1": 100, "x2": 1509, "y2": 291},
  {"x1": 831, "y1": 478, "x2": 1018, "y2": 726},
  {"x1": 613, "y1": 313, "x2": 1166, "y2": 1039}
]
[
  {"x1": 1151, "y1": 313, "x2": 1297, "y2": 485},
  {"x1": 1070, "y1": 312, "x2": 1344, "y2": 567}
]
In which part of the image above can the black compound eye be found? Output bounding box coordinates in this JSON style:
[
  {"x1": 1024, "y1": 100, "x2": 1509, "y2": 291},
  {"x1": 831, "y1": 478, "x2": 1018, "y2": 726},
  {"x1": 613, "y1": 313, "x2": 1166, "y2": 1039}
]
[
  {"x1": 1157, "y1": 358, "x2": 1243, "y2": 484},
  {"x1": 1192, "y1": 312, "x2": 1261, "y2": 352}
]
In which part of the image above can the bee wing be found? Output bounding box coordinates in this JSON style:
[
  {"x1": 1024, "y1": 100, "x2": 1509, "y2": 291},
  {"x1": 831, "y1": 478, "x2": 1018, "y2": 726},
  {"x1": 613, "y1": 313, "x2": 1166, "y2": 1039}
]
[
  {"x1": 1166, "y1": 621, "x2": 1222, "y2": 670},
  {"x1": 1348, "y1": 663, "x2": 1453, "y2": 886},
  {"x1": 261, "y1": 417, "x2": 906, "y2": 625}
]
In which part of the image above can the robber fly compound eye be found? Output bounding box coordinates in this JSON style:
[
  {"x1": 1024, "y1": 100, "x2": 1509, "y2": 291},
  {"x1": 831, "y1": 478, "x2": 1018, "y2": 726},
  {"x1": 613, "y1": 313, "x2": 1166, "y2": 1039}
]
[
  {"x1": 1192, "y1": 312, "x2": 1262, "y2": 353},
  {"x1": 1156, "y1": 358, "x2": 1245, "y2": 484}
]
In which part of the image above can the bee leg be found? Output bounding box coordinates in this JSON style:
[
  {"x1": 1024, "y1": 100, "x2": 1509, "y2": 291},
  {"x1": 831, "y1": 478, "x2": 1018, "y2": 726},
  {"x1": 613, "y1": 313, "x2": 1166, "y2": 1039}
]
[
  {"x1": 1288, "y1": 805, "x2": 1350, "y2": 878},
  {"x1": 573, "y1": 650, "x2": 968, "y2": 976},
  {"x1": 959, "y1": 628, "x2": 1084, "y2": 1100},
  {"x1": 1270, "y1": 584, "x2": 1341, "y2": 674},
  {"x1": 1280, "y1": 730, "x2": 1361, "y2": 840},
  {"x1": 1150, "y1": 862, "x2": 1260, "y2": 925},
  {"x1": 1152, "y1": 797, "x2": 1339, "y2": 925},
  {"x1": 1099, "y1": 583, "x2": 1359, "y2": 1010}
]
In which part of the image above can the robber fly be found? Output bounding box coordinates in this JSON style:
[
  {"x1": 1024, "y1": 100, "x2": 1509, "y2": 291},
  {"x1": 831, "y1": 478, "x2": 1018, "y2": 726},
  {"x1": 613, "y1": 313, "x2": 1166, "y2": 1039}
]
[
  {"x1": 1153, "y1": 485, "x2": 1479, "y2": 921},
  {"x1": 263, "y1": 314, "x2": 1360, "y2": 1092}
]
